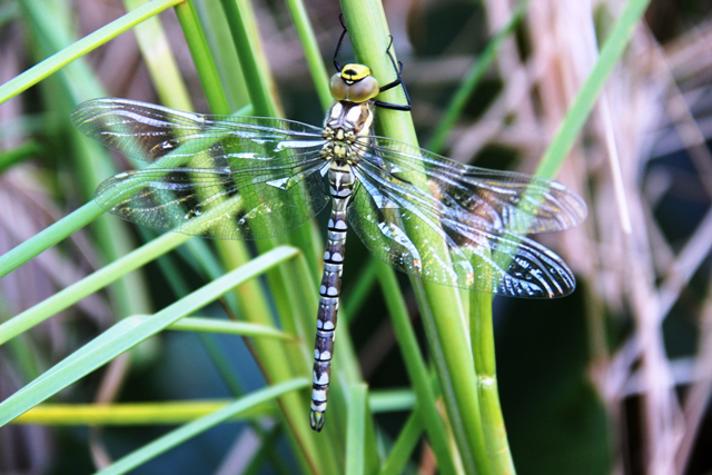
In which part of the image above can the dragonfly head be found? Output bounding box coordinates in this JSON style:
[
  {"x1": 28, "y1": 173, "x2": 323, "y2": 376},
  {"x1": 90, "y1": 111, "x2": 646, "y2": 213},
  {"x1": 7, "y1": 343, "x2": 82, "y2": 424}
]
[{"x1": 330, "y1": 63, "x2": 379, "y2": 104}]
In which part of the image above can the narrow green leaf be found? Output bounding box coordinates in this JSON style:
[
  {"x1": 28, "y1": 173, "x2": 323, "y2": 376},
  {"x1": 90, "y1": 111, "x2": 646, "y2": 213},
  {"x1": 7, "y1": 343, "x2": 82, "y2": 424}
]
[
  {"x1": 124, "y1": 0, "x2": 192, "y2": 109},
  {"x1": 0, "y1": 196, "x2": 245, "y2": 346},
  {"x1": 285, "y1": 0, "x2": 332, "y2": 109},
  {"x1": 174, "y1": 0, "x2": 232, "y2": 114},
  {"x1": 0, "y1": 0, "x2": 182, "y2": 104},
  {"x1": 168, "y1": 316, "x2": 294, "y2": 340},
  {"x1": 380, "y1": 412, "x2": 423, "y2": 475},
  {"x1": 96, "y1": 379, "x2": 308, "y2": 475},
  {"x1": 0, "y1": 246, "x2": 299, "y2": 425},
  {"x1": 376, "y1": 262, "x2": 458, "y2": 474},
  {"x1": 368, "y1": 389, "x2": 415, "y2": 413},
  {"x1": 13, "y1": 400, "x2": 277, "y2": 425},
  {"x1": 339, "y1": 2, "x2": 483, "y2": 472},
  {"x1": 535, "y1": 0, "x2": 651, "y2": 179},
  {"x1": 346, "y1": 383, "x2": 368, "y2": 475},
  {"x1": 13, "y1": 389, "x2": 409, "y2": 426},
  {"x1": 426, "y1": 1, "x2": 527, "y2": 153}
]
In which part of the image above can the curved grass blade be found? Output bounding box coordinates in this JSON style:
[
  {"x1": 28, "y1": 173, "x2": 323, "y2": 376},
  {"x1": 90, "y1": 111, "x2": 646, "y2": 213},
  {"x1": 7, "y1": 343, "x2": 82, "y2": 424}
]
[
  {"x1": 0, "y1": 0, "x2": 182, "y2": 104},
  {"x1": 95, "y1": 378, "x2": 308, "y2": 475},
  {"x1": 0, "y1": 246, "x2": 298, "y2": 425}
]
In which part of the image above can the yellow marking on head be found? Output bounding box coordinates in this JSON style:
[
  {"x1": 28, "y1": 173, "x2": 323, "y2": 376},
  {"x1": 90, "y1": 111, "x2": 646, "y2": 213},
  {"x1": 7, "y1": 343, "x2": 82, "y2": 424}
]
[
  {"x1": 340, "y1": 63, "x2": 371, "y2": 82},
  {"x1": 330, "y1": 64, "x2": 380, "y2": 103}
]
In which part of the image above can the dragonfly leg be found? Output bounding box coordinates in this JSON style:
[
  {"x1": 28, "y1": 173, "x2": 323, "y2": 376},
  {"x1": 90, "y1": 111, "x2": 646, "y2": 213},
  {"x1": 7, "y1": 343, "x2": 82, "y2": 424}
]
[
  {"x1": 333, "y1": 14, "x2": 348, "y2": 71},
  {"x1": 375, "y1": 35, "x2": 412, "y2": 111}
]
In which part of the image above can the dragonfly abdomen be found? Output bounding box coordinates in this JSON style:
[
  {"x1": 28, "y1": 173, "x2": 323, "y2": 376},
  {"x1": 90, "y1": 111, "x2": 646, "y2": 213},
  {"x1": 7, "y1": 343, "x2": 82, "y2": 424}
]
[{"x1": 310, "y1": 168, "x2": 355, "y2": 431}]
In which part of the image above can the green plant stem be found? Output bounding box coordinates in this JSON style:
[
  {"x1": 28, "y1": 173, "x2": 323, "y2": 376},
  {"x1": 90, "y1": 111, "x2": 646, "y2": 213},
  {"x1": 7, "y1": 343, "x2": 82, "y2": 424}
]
[
  {"x1": 0, "y1": 140, "x2": 41, "y2": 172},
  {"x1": 339, "y1": 2, "x2": 485, "y2": 473},
  {"x1": 470, "y1": 290, "x2": 514, "y2": 473},
  {"x1": 534, "y1": 0, "x2": 650, "y2": 180},
  {"x1": 376, "y1": 262, "x2": 458, "y2": 475},
  {"x1": 346, "y1": 383, "x2": 368, "y2": 475},
  {"x1": 0, "y1": 196, "x2": 242, "y2": 347},
  {"x1": 12, "y1": 388, "x2": 412, "y2": 426},
  {"x1": 168, "y1": 316, "x2": 293, "y2": 340},
  {"x1": 174, "y1": 0, "x2": 231, "y2": 114},
  {"x1": 0, "y1": 246, "x2": 299, "y2": 425},
  {"x1": 13, "y1": 400, "x2": 277, "y2": 425},
  {"x1": 96, "y1": 379, "x2": 308, "y2": 475},
  {"x1": 426, "y1": 1, "x2": 527, "y2": 153},
  {"x1": 21, "y1": 0, "x2": 150, "y2": 319},
  {"x1": 379, "y1": 412, "x2": 423, "y2": 475},
  {"x1": 0, "y1": 0, "x2": 182, "y2": 104},
  {"x1": 285, "y1": 0, "x2": 332, "y2": 109}
]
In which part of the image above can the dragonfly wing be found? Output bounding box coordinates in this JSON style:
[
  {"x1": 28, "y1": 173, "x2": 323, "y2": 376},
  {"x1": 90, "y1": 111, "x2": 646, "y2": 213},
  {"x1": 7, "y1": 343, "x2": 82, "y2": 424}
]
[
  {"x1": 96, "y1": 161, "x2": 329, "y2": 240},
  {"x1": 349, "y1": 158, "x2": 577, "y2": 298},
  {"x1": 72, "y1": 98, "x2": 326, "y2": 166},
  {"x1": 354, "y1": 137, "x2": 586, "y2": 234},
  {"x1": 75, "y1": 98, "x2": 330, "y2": 238}
]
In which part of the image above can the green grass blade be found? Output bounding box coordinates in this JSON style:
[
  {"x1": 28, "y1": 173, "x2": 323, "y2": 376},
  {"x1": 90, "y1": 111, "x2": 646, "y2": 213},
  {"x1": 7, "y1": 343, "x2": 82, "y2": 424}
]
[
  {"x1": 0, "y1": 197, "x2": 244, "y2": 346},
  {"x1": 376, "y1": 263, "x2": 458, "y2": 474},
  {"x1": 123, "y1": 0, "x2": 192, "y2": 109},
  {"x1": 368, "y1": 389, "x2": 415, "y2": 413},
  {"x1": 285, "y1": 0, "x2": 332, "y2": 109},
  {"x1": 168, "y1": 316, "x2": 294, "y2": 340},
  {"x1": 13, "y1": 400, "x2": 277, "y2": 425},
  {"x1": 426, "y1": 1, "x2": 527, "y2": 153},
  {"x1": 346, "y1": 383, "x2": 368, "y2": 475},
  {"x1": 13, "y1": 389, "x2": 410, "y2": 426},
  {"x1": 379, "y1": 412, "x2": 423, "y2": 475},
  {"x1": 0, "y1": 202, "x2": 98, "y2": 277},
  {"x1": 470, "y1": 290, "x2": 514, "y2": 473},
  {"x1": 534, "y1": 0, "x2": 650, "y2": 180},
  {"x1": 95, "y1": 379, "x2": 308, "y2": 475},
  {"x1": 0, "y1": 140, "x2": 41, "y2": 172},
  {"x1": 0, "y1": 0, "x2": 182, "y2": 104},
  {"x1": 339, "y1": 2, "x2": 484, "y2": 472},
  {"x1": 192, "y1": 0, "x2": 250, "y2": 110},
  {"x1": 0, "y1": 246, "x2": 299, "y2": 425},
  {"x1": 174, "y1": 0, "x2": 232, "y2": 114}
]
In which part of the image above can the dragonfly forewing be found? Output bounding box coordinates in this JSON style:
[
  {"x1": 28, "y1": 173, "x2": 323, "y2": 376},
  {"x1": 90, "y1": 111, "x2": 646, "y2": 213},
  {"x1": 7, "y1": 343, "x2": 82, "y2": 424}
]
[{"x1": 75, "y1": 98, "x2": 331, "y2": 240}]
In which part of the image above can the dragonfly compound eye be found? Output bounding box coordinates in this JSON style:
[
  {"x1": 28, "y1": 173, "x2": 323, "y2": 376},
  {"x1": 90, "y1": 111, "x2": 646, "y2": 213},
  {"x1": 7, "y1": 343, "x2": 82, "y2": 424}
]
[{"x1": 329, "y1": 64, "x2": 380, "y2": 104}]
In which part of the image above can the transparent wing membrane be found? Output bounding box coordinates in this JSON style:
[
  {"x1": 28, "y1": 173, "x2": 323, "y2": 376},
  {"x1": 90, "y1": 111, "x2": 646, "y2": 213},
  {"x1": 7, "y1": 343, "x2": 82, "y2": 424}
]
[
  {"x1": 75, "y1": 98, "x2": 329, "y2": 239},
  {"x1": 95, "y1": 162, "x2": 328, "y2": 240},
  {"x1": 72, "y1": 98, "x2": 325, "y2": 165},
  {"x1": 350, "y1": 138, "x2": 583, "y2": 297},
  {"x1": 75, "y1": 98, "x2": 584, "y2": 296},
  {"x1": 355, "y1": 137, "x2": 587, "y2": 234}
]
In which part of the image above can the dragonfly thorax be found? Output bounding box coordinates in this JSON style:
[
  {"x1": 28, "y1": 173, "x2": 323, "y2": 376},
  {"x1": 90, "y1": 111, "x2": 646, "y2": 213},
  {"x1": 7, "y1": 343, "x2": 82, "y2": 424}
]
[{"x1": 321, "y1": 101, "x2": 373, "y2": 165}]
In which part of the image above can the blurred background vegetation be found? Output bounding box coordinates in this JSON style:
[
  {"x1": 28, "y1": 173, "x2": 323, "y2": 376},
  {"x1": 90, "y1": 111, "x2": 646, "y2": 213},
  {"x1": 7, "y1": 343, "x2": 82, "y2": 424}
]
[{"x1": 1, "y1": 0, "x2": 712, "y2": 474}]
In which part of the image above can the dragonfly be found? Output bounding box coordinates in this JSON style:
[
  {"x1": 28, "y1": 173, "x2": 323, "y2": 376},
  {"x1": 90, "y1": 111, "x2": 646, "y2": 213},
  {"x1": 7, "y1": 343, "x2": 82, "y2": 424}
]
[{"x1": 72, "y1": 40, "x2": 586, "y2": 432}]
